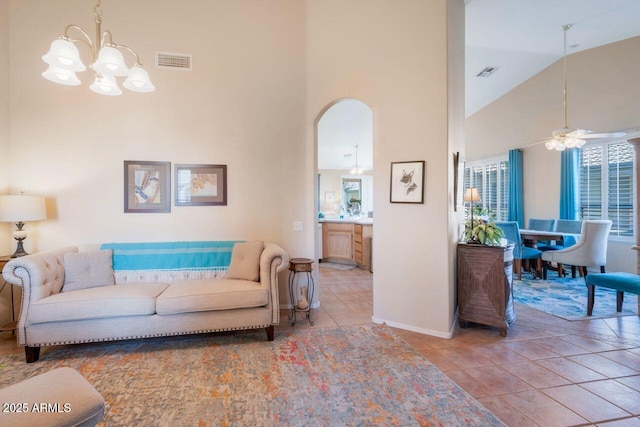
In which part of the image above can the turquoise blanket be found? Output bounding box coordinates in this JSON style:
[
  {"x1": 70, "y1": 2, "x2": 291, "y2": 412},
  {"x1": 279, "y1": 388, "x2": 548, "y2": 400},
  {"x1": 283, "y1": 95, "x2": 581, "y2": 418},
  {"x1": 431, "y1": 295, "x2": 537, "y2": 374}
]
[{"x1": 100, "y1": 241, "x2": 241, "y2": 271}]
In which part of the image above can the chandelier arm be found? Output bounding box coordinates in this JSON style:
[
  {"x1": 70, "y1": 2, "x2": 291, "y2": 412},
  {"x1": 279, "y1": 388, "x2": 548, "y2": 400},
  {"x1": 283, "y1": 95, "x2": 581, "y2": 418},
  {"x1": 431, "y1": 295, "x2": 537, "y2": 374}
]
[
  {"x1": 63, "y1": 25, "x2": 95, "y2": 53},
  {"x1": 100, "y1": 30, "x2": 113, "y2": 48},
  {"x1": 111, "y1": 43, "x2": 143, "y2": 66}
]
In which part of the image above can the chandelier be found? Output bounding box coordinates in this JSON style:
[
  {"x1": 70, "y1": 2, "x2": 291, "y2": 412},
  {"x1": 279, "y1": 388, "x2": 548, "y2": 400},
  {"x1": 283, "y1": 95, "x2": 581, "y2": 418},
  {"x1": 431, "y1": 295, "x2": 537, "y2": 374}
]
[
  {"x1": 350, "y1": 145, "x2": 364, "y2": 175},
  {"x1": 41, "y1": 0, "x2": 155, "y2": 96}
]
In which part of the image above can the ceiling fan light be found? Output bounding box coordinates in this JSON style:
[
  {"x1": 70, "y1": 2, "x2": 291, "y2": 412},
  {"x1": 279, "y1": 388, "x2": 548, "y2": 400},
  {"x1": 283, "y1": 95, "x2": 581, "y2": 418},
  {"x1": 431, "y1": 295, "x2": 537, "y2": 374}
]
[
  {"x1": 565, "y1": 138, "x2": 578, "y2": 148},
  {"x1": 92, "y1": 46, "x2": 129, "y2": 76},
  {"x1": 575, "y1": 139, "x2": 586, "y2": 149},
  {"x1": 555, "y1": 143, "x2": 566, "y2": 151},
  {"x1": 42, "y1": 38, "x2": 86, "y2": 72}
]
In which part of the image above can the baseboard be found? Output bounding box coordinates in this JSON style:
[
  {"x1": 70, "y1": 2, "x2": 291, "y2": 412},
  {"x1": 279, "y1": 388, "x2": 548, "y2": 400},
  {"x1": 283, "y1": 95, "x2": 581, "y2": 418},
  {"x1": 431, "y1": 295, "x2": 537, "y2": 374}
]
[{"x1": 371, "y1": 316, "x2": 453, "y2": 339}]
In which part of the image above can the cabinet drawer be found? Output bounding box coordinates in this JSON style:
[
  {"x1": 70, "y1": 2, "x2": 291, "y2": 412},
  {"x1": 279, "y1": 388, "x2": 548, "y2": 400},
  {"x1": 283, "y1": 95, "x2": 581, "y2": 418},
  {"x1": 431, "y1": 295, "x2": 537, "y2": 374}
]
[
  {"x1": 326, "y1": 223, "x2": 353, "y2": 232},
  {"x1": 354, "y1": 241, "x2": 362, "y2": 253}
]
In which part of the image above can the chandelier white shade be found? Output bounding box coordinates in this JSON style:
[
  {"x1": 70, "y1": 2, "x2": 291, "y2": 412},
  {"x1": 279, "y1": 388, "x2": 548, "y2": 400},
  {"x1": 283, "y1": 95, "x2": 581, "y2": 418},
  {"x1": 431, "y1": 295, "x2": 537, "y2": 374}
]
[
  {"x1": 41, "y1": 0, "x2": 155, "y2": 96},
  {"x1": 42, "y1": 39, "x2": 86, "y2": 71},
  {"x1": 42, "y1": 65, "x2": 81, "y2": 86},
  {"x1": 123, "y1": 66, "x2": 156, "y2": 92},
  {"x1": 90, "y1": 74, "x2": 122, "y2": 96}
]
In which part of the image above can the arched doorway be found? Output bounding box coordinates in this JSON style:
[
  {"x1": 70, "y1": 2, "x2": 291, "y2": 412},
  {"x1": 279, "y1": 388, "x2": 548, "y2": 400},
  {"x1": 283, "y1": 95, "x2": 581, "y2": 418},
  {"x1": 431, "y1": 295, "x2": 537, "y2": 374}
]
[{"x1": 314, "y1": 99, "x2": 374, "y2": 320}]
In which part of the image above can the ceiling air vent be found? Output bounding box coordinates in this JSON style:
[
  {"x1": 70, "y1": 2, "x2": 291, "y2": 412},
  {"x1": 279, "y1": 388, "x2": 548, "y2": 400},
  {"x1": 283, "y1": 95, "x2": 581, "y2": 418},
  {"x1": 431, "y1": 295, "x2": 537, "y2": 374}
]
[
  {"x1": 156, "y1": 52, "x2": 192, "y2": 70},
  {"x1": 476, "y1": 66, "x2": 498, "y2": 77}
]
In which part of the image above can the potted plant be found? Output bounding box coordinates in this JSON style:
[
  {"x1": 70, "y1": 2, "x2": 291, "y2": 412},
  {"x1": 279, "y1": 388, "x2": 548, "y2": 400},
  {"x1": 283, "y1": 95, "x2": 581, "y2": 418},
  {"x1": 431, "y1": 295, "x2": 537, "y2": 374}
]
[{"x1": 463, "y1": 218, "x2": 505, "y2": 246}]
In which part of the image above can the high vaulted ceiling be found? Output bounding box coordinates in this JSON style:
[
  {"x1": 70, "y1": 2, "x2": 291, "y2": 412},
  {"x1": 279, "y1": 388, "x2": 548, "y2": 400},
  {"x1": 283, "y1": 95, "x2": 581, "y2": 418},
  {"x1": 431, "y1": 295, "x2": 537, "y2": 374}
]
[{"x1": 466, "y1": 0, "x2": 640, "y2": 117}]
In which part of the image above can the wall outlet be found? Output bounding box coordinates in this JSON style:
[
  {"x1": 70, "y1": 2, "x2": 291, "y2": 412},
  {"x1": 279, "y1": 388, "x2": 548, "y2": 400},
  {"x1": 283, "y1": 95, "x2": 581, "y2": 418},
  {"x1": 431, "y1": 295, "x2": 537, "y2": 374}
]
[{"x1": 293, "y1": 221, "x2": 304, "y2": 232}]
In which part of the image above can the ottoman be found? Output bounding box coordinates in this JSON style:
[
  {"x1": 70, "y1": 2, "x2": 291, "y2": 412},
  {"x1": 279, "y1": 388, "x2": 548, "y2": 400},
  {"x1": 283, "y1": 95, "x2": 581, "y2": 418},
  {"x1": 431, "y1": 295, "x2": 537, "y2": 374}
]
[{"x1": 0, "y1": 367, "x2": 105, "y2": 426}]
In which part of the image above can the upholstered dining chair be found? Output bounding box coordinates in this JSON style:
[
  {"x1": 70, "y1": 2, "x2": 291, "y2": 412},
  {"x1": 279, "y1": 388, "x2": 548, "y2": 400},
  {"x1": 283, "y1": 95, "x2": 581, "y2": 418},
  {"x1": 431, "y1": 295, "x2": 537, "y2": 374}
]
[
  {"x1": 537, "y1": 219, "x2": 583, "y2": 277},
  {"x1": 496, "y1": 221, "x2": 542, "y2": 280},
  {"x1": 527, "y1": 218, "x2": 556, "y2": 247},
  {"x1": 541, "y1": 220, "x2": 612, "y2": 280}
]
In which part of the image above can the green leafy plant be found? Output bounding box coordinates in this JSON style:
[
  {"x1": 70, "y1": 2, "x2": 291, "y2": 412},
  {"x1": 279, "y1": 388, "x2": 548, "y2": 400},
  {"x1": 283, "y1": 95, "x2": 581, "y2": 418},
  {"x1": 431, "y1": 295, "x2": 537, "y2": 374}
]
[{"x1": 464, "y1": 218, "x2": 504, "y2": 246}]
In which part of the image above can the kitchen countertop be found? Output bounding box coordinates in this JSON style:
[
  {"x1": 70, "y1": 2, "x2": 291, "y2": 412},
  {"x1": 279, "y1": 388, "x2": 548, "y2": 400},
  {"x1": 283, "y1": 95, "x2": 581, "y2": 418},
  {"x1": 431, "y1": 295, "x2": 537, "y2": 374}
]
[{"x1": 319, "y1": 217, "x2": 373, "y2": 225}]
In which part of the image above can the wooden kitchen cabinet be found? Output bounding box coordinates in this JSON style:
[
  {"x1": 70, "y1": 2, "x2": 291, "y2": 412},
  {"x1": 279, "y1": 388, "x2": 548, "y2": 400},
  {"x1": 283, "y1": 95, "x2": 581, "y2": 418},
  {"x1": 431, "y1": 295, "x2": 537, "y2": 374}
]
[
  {"x1": 354, "y1": 224, "x2": 373, "y2": 271},
  {"x1": 322, "y1": 223, "x2": 354, "y2": 262}
]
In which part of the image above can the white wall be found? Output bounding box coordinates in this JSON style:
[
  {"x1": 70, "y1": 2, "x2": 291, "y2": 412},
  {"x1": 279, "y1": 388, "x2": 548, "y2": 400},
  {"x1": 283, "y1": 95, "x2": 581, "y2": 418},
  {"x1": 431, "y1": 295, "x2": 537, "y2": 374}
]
[
  {"x1": 7, "y1": 0, "x2": 307, "y2": 306},
  {"x1": 466, "y1": 37, "x2": 640, "y2": 273},
  {"x1": 0, "y1": 2, "x2": 9, "y2": 199},
  {"x1": 5, "y1": 0, "x2": 464, "y2": 337},
  {"x1": 0, "y1": 1, "x2": 12, "y2": 324},
  {"x1": 307, "y1": 0, "x2": 464, "y2": 337}
]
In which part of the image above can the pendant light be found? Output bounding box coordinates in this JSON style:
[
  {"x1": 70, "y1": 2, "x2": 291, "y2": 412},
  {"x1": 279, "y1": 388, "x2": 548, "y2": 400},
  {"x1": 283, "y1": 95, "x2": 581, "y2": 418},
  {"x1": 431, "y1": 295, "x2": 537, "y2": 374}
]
[{"x1": 350, "y1": 145, "x2": 364, "y2": 175}]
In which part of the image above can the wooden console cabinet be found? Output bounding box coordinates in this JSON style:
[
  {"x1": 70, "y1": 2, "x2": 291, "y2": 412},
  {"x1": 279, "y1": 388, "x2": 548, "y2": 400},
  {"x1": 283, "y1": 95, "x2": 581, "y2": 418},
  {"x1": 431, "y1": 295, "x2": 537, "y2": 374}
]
[{"x1": 456, "y1": 243, "x2": 514, "y2": 337}]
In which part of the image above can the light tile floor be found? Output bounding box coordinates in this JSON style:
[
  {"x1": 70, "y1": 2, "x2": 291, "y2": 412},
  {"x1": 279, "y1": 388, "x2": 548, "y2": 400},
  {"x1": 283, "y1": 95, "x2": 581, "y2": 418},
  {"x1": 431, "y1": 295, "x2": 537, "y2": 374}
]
[{"x1": 278, "y1": 265, "x2": 640, "y2": 427}]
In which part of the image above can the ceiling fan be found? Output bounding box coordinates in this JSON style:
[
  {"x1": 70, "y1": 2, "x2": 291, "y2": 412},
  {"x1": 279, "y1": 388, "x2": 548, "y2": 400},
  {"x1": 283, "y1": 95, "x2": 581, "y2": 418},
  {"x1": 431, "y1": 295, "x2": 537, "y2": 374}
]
[{"x1": 543, "y1": 24, "x2": 625, "y2": 151}]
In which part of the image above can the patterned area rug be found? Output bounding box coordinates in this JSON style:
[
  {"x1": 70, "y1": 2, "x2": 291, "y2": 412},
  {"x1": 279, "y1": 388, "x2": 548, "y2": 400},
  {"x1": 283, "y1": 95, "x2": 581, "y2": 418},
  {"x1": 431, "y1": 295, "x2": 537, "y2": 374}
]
[
  {"x1": 0, "y1": 325, "x2": 503, "y2": 426},
  {"x1": 319, "y1": 262, "x2": 355, "y2": 270},
  {"x1": 514, "y1": 276, "x2": 639, "y2": 321}
]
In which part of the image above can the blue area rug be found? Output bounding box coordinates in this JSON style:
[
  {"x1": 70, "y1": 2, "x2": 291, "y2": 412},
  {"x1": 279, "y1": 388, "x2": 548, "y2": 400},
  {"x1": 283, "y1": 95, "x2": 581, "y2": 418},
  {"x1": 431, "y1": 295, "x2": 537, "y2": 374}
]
[
  {"x1": 0, "y1": 325, "x2": 503, "y2": 426},
  {"x1": 513, "y1": 276, "x2": 639, "y2": 321}
]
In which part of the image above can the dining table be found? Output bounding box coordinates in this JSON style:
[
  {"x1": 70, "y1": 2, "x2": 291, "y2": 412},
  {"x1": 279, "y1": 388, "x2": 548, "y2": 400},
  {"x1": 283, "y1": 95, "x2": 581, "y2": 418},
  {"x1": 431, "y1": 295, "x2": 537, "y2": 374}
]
[
  {"x1": 518, "y1": 229, "x2": 581, "y2": 278},
  {"x1": 518, "y1": 229, "x2": 578, "y2": 247}
]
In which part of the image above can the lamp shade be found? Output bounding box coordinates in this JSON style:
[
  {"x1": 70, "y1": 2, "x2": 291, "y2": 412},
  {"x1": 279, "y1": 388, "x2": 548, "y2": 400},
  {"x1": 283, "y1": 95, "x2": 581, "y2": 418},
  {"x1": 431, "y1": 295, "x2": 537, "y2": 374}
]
[
  {"x1": 90, "y1": 74, "x2": 123, "y2": 96},
  {"x1": 123, "y1": 65, "x2": 156, "y2": 92},
  {"x1": 42, "y1": 38, "x2": 86, "y2": 72},
  {"x1": 463, "y1": 187, "x2": 481, "y2": 203},
  {"x1": 92, "y1": 46, "x2": 129, "y2": 76},
  {"x1": 0, "y1": 195, "x2": 47, "y2": 222},
  {"x1": 42, "y1": 65, "x2": 81, "y2": 86}
]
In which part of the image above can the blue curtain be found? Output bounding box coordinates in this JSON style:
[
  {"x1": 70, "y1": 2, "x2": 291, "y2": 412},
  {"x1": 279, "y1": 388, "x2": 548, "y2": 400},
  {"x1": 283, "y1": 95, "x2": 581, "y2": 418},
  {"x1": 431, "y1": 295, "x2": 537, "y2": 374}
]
[
  {"x1": 559, "y1": 148, "x2": 579, "y2": 219},
  {"x1": 508, "y1": 149, "x2": 524, "y2": 228}
]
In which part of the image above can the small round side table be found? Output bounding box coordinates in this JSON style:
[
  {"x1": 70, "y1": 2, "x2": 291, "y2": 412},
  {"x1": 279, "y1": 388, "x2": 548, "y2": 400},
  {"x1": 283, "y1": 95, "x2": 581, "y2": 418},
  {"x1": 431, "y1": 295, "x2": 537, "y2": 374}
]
[{"x1": 287, "y1": 258, "x2": 315, "y2": 326}]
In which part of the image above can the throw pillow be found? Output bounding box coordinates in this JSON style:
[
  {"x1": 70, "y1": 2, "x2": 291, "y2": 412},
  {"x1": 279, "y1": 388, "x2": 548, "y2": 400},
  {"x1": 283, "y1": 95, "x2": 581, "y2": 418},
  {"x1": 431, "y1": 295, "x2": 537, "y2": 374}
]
[
  {"x1": 226, "y1": 241, "x2": 264, "y2": 282},
  {"x1": 62, "y1": 249, "x2": 115, "y2": 292}
]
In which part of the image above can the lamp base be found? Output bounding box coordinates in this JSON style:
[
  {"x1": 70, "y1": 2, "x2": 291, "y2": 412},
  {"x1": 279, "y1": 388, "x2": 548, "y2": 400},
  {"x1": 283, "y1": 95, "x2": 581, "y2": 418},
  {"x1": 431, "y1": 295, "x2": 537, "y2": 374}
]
[{"x1": 10, "y1": 238, "x2": 28, "y2": 258}]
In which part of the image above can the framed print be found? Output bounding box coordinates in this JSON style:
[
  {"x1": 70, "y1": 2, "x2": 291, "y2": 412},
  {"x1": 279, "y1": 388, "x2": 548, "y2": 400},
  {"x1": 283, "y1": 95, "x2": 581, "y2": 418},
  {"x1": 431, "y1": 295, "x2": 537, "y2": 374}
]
[
  {"x1": 124, "y1": 161, "x2": 171, "y2": 213},
  {"x1": 175, "y1": 164, "x2": 227, "y2": 206},
  {"x1": 325, "y1": 191, "x2": 336, "y2": 203},
  {"x1": 390, "y1": 160, "x2": 425, "y2": 204},
  {"x1": 453, "y1": 152, "x2": 465, "y2": 212}
]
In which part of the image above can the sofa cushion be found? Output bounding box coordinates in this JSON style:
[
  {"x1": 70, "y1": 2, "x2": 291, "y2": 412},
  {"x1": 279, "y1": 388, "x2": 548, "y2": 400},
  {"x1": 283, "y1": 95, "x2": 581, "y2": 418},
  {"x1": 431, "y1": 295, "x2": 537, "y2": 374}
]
[
  {"x1": 29, "y1": 283, "x2": 169, "y2": 324},
  {"x1": 226, "y1": 241, "x2": 264, "y2": 281},
  {"x1": 156, "y1": 278, "x2": 268, "y2": 315},
  {"x1": 62, "y1": 249, "x2": 115, "y2": 293}
]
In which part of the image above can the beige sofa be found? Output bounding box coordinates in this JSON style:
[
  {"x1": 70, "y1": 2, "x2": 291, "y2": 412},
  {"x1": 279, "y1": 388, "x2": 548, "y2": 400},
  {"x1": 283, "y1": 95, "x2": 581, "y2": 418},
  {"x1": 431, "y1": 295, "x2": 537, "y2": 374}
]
[{"x1": 2, "y1": 241, "x2": 289, "y2": 363}]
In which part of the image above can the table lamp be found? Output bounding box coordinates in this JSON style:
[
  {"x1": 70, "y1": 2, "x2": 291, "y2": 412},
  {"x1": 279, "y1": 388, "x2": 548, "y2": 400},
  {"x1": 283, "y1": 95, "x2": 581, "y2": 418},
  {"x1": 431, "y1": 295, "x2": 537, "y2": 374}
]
[
  {"x1": 0, "y1": 194, "x2": 47, "y2": 257},
  {"x1": 463, "y1": 187, "x2": 481, "y2": 227}
]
